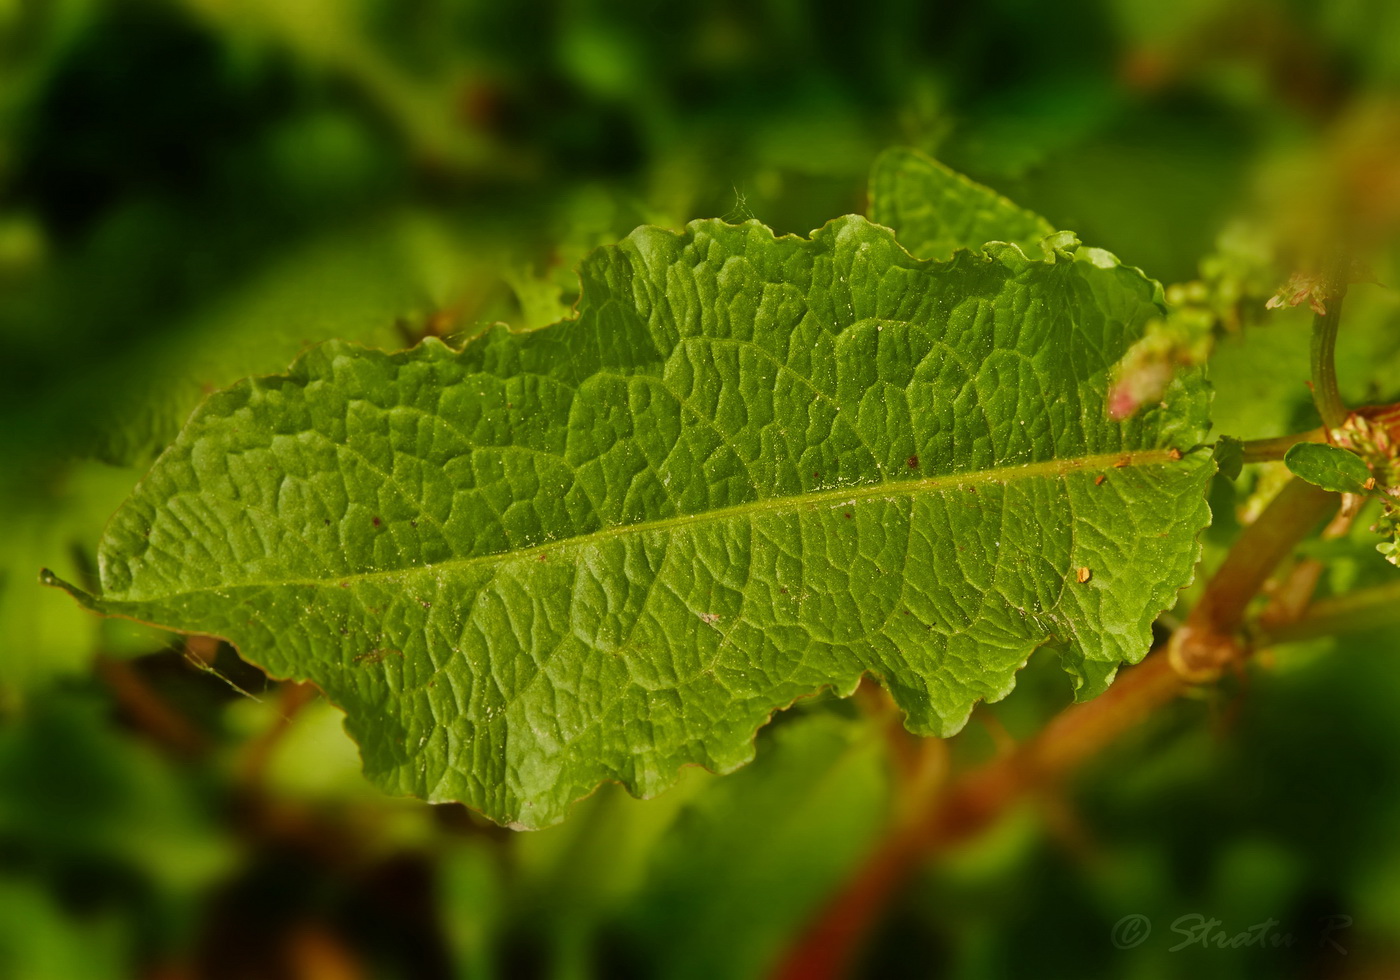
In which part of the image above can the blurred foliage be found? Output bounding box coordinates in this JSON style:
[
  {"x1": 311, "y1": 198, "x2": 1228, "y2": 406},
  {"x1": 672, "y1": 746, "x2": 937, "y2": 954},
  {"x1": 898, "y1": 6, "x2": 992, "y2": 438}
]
[{"x1": 2, "y1": 0, "x2": 1400, "y2": 976}]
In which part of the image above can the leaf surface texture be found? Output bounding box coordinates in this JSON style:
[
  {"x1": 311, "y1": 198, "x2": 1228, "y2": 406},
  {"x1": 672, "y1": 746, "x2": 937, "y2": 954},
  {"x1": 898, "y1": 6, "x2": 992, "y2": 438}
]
[
  {"x1": 54, "y1": 216, "x2": 1211, "y2": 827},
  {"x1": 869, "y1": 147, "x2": 1055, "y2": 260}
]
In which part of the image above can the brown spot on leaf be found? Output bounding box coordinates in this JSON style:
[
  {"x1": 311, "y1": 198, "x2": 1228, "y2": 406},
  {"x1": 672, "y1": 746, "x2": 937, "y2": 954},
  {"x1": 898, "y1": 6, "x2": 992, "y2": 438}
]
[
  {"x1": 907, "y1": 455, "x2": 920, "y2": 469},
  {"x1": 354, "y1": 648, "x2": 403, "y2": 665},
  {"x1": 1167, "y1": 447, "x2": 1183, "y2": 461},
  {"x1": 1094, "y1": 474, "x2": 1106, "y2": 486},
  {"x1": 1076, "y1": 566, "x2": 1092, "y2": 584},
  {"x1": 372, "y1": 516, "x2": 382, "y2": 527}
]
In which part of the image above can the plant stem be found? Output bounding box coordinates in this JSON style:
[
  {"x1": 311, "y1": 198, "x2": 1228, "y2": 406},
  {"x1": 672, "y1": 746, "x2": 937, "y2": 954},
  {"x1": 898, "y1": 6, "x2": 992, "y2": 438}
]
[
  {"x1": 1309, "y1": 263, "x2": 1350, "y2": 430},
  {"x1": 775, "y1": 652, "x2": 1190, "y2": 980},
  {"x1": 1169, "y1": 477, "x2": 1336, "y2": 678},
  {"x1": 1238, "y1": 428, "x2": 1325, "y2": 464},
  {"x1": 779, "y1": 477, "x2": 1340, "y2": 978},
  {"x1": 1232, "y1": 399, "x2": 1400, "y2": 468},
  {"x1": 1185, "y1": 477, "x2": 1335, "y2": 633}
]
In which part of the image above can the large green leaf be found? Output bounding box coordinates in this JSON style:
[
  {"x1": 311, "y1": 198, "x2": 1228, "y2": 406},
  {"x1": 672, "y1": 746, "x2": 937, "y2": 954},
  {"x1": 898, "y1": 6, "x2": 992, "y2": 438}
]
[
  {"x1": 869, "y1": 147, "x2": 1055, "y2": 261},
  {"x1": 50, "y1": 215, "x2": 1212, "y2": 828}
]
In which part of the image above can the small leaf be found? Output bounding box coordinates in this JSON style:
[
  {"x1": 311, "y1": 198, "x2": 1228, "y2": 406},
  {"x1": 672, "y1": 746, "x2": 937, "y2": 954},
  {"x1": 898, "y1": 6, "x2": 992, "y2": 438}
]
[
  {"x1": 1284, "y1": 442, "x2": 1371, "y2": 494},
  {"x1": 1214, "y1": 437, "x2": 1244, "y2": 481},
  {"x1": 869, "y1": 147, "x2": 1055, "y2": 260},
  {"x1": 51, "y1": 215, "x2": 1212, "y2": 828}
]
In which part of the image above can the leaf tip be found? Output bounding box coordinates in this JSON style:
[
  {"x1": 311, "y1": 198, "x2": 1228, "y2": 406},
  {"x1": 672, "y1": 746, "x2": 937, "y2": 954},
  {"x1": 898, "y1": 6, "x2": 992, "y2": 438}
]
[
  {"x1": 38, "y1": 568, "x2": 98, "y2": 610},
  {"x1": 38, "y1": 567, "x2": 66, "y2": 590}
]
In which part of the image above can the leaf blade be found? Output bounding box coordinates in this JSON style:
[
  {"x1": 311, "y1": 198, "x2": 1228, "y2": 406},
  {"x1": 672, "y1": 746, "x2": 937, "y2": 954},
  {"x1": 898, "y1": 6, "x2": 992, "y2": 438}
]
[
  {"x1": 1285, "y1": 442, "x2": 1373, "y2": 494},
  {"x1": 869, "y1": 147, "x2": 1055, "y2": 260},
  {"x1": 55, "y1": 216, "x2": 1212, "y2": 828}
]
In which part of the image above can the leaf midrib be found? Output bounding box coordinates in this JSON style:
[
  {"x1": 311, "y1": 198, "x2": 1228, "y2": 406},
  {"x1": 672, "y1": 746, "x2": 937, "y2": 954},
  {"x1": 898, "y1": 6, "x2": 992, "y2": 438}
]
[{"x1": 107, "y1": 447, "x2": 1188, "y2": 603}]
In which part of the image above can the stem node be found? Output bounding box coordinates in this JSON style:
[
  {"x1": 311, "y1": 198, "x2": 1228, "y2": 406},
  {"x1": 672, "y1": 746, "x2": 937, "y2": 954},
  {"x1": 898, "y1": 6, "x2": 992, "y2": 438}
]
[{"x1": 1167, "y1": 625, "x2": 1242, "y2": 683}]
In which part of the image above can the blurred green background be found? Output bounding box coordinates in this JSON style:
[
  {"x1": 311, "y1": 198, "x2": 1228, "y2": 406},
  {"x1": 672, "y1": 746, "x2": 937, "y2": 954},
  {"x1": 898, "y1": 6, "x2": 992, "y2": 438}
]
[{"x1": 3, "y1": 0, "x2": 1400, "y2": 977}]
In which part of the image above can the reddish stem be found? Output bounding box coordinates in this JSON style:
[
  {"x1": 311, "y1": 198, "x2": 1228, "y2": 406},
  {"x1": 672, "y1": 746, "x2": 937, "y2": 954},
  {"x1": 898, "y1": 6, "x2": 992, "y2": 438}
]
[
  {"x1": 1170, "y1": 478, "x2": 1335, "y2": 679},
  {"x1": 773, "y1": 479, "x2": 1339, "y2": 980}
]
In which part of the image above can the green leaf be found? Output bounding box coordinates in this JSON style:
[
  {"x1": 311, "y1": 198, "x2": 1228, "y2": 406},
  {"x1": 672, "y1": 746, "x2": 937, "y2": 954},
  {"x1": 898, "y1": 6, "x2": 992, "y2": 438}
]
[
  {"x1": 3, "y1": 214, "x2": 482, "y2": 698},
  {"x1": 1284, "y1": 442, "x2": 1373, "y2": 494},
  {"x1": 0, "y1": 462, "x2": 151, "y2": 700},
  {"x1": 50, "y1": 215, "x2": 1212, "y2": 828},
  {"x1": 869, "y1": 147, "x2": 1056, "y2": 260},
  {"x1": 1214, "y1": 436, "x2": 1244, "y2": 481}
]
